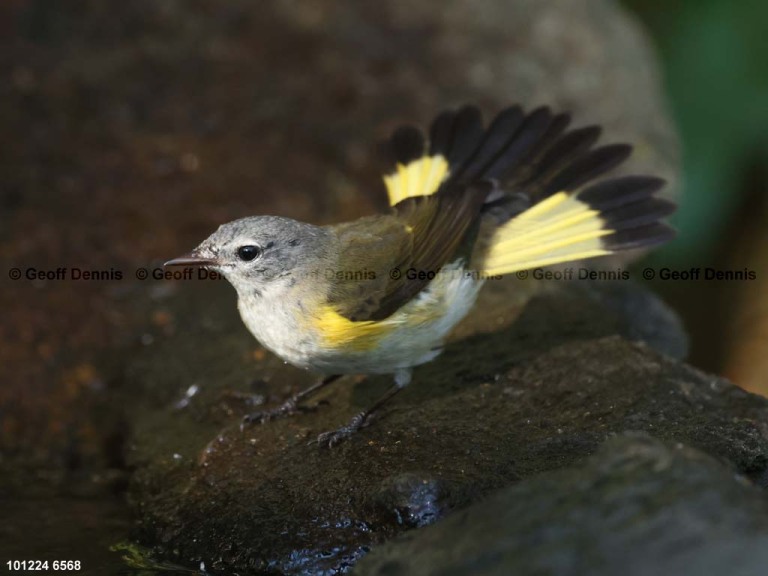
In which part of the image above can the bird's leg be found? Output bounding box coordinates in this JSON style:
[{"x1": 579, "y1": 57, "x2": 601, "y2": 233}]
[
  {"x1": 314, "y1": 369, "x2": 411, "y2": 448},
  {"x1": 241, "y1": 374, "x2": 341, "y2": 427}
]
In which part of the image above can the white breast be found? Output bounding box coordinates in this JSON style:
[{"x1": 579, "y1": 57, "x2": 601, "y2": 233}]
[{"x1": 237, "y1": 260, "x2": 484, "y2": 376}]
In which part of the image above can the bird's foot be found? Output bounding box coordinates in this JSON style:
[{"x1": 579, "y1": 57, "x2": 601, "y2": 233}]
[
  {"x1": 312, "y1": 411, "x2": 370, "y2": 448},
  {"x1": 240, "y1": 375, "x2": 342, "y2": 430},
  {"x1": 240, "y1": 397, "x2": 314, "y2": 430}
]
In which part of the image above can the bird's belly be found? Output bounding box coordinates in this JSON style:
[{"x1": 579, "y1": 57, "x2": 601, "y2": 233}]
[
  {"x1": 306, "y1": 324, "x2": 447, "y2": 375},
  {"x1": 307, "y1": 267, "x2": 484, "y2": 375},
  {"x1": 238, "y1": 266, "x2": 483, "y2": 375}
]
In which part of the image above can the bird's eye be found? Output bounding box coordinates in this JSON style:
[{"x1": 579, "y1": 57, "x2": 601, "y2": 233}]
[{"x1": 236, "y1": 245, "x2": 262, "y2": 262}]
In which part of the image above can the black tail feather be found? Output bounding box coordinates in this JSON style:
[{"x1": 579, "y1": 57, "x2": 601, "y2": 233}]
[
  {"x1": 603, "y1": 223, "x2": 677, "y2": 251},
  {"x1": 390, "y1": 126, "x2": 425, "y2": 165},
  {"x1": 386, "y1": 105, "x2": 674, "y2": 251},
  {"x1": 542, "y1": 144, "x2": 633, "y2": 198},
  {"x1": 578, "y1": 176, "x2": 666, "y2": 210},
  {"x1": 450, "y1": 106, "x2": 526, "y2": 184},
  {"x1": 520, "y1": 125, "x2": 602, "y2": 198},
  {"x1": 444, "y1": 106, "x2": 485, "y2": 166}
]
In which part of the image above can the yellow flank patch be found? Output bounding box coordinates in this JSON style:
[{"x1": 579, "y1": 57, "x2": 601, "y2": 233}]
[
  {"x1": 480, "y1": 191, "x2": 613, "y2": 276},
  {"x1": 384, "y1": 155, "x2": 450, "y2": 205},
  {"x1": 312, "y1": 305, "x2": 390, "y2": 351}
]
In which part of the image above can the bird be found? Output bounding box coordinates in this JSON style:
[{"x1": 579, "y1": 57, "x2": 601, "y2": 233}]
[{"x1": 165, "y1": 103, "x2": 676, "y2": 447}]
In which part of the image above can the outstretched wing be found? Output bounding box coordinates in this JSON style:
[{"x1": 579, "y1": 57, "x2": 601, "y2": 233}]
[
  {"x1": 348, "y1": 104, "x2": 574, "y2": 323},
  {"x1": 324, "y1": 104, "x2": 675, "y2": 334},
  {"x1": 325, "y1": 183, "x2": 490, "y2": 323},
  {"x1": 383, "y1": 104, "x2": 676, "y2": 277}
]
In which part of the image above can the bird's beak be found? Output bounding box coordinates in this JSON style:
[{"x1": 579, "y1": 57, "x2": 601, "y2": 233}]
[{"x1": 164, "y1": 251, "x2": 218, "y2": 268}]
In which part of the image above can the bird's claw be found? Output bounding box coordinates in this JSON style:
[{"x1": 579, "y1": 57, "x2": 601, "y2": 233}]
[
  {"x1": 311, "y1": 412, "x2": 368, "y2": 448},
  {"x1": 240, "y1": 398, "x2": 314, "y2": 430}
]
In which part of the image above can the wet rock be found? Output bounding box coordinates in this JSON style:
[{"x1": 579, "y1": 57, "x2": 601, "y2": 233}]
[
  {"x1": 354, "y1": 435, "x2": 768, "y2": 576},
  {"x1": 370, "y1": 472, "x2": 448, "y2": 529},
  {"x1": 125, "y1": 283, "x2": 767, "y2": 574}
]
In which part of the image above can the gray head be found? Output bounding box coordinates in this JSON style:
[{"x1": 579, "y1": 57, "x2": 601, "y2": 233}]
[{"x1": 166, "y1": 216, "x2": 333, "y2": 297}]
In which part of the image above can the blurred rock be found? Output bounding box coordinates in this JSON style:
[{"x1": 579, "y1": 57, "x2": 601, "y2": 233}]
[
  {"x1": 585, "y1": 280, "x2": 689, "y2": 359},
  {"x1": 354, "y1": 435, "x2": 768, "y2": 576}
]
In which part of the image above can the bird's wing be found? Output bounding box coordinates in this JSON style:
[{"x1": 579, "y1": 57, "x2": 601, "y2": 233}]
[
  {"x1": 381, "y1": 104, "x2": 676, "y2": 277},
  {"x1": 325, "y1": 183, "x2": 490, "y2": 322}
]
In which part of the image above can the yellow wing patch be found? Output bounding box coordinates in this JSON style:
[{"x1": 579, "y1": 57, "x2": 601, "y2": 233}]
[
  {"x1": 311, "y1": 305, "x2": 391, "y2": 351},
  {"x1": 383, "y1": 155, "x2": 450, "y2": 206},
  {"x1": 479, "y1": 191, "x2": 612, "y2": 275}
]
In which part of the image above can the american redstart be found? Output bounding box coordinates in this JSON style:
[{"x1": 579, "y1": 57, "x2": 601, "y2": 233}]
[{"x1": 166, "y1": 104, "x2": 675, "y2": 446}]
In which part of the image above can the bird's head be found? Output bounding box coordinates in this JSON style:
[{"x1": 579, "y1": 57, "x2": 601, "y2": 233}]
[{"x1": 165, "y1": 216, "x2": 332, "y2": 298}]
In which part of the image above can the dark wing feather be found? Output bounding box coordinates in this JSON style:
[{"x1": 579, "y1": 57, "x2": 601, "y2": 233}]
[
  {"x1": 372, "y1": 104, "x2": 675, "y2": 318},
  {"x1": 327, "y1": 184, "x2": 491, "y2": 322}
]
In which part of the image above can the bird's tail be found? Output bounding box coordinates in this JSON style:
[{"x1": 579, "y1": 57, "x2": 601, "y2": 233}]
[{"x1": 382, "y1": 105, "x2": 675, "y2": 275}]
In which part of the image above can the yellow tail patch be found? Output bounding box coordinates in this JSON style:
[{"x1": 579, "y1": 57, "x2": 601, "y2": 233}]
[
  {"x1": 479, "y1": 191, "x2": 612, "y2": 275},
  {"x1": 384, "y1": 155, "x2": 450, "y2": 206}
]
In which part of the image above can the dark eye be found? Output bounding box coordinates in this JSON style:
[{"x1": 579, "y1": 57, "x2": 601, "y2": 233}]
[{"x1": 236, "y1": 245, "x2": 262, "y2": 262}]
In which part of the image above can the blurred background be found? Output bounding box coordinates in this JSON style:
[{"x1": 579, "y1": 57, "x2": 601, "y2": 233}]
[
  {"x1": 623, "y1": 0, "x2": 768, "y2": 392},
  {"x1": 1, "y1": 0, "x2": 766, "y2": 479},
  {"x1": 1, "y1": 0, "x2": 767, "y2": 570}
]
